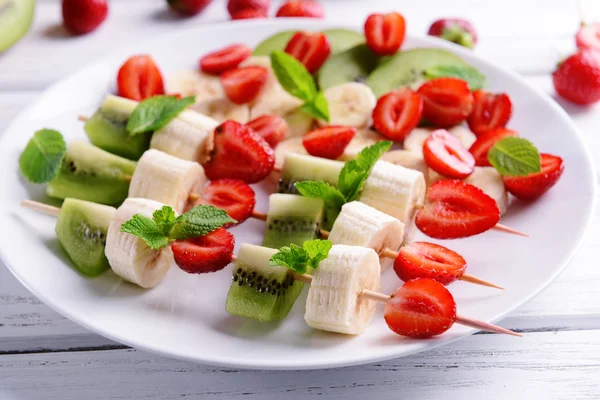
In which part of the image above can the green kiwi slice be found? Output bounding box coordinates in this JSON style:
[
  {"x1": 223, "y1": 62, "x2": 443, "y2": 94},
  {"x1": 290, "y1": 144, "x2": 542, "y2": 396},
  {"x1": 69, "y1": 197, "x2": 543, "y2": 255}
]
[
  {"x1": 0, "y1": 0, "x2": 34, "y2": 52},
  {"x1": 277, "y1": 153, "x2": 344, "y2": 195},
  {"x1": 317, "y1": 44, "x2": 379, "y2": 90},
  {"x1": 253, "y1": 28, "x2": 364, "y2": 57}
]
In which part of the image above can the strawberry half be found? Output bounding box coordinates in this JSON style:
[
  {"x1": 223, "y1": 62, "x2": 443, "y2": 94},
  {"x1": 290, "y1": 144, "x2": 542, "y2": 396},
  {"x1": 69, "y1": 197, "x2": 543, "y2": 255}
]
[
  {"x1": 467, "y1": 90, "x2": 512, "y2": 136},
  {"x1": 202, "y1": 120, "x2": 275, "y2": 183},
  {"x1": 199, "y1": 44, "x2": 252, "y2": 75},
  {"x1": 117, "y1": 55, "x2": 165, "y2": 101},
  {"x1": 285, "y1": 31, "x2": 331, "y2": 74},
  {"x1": 394, "y1": 242, "x2": 467, "y2": 285},
  {"x1": 372, "y1": 89, "x2": 423, "y2": 141},
  {"x1": 503, "y1": 153, "x2": 565, "y2": 200},
  {"x1": 221, "y1": 66, "x2": 269, "y2": 104},
  {"x1": 246, "y1": 115, "x2": 288, "y2": 148},
  {"x1": 172, "y1": 228, "x2": 235, "y2": 274},
  {"x1": 364, "y1": 12, "x2": 406, "y2": 56},
  {"x1": 417, "y1": 78, "x2": 474, "y2": 127},
  {"x1": 423, "y1": 129, "x2": 475, "y2": 179},
  {"x1": 384, "y1": 278, "x2": 457, "y2": 338},
  {"x1": 302, "y1": 126, "x2": 356, "y2": 159},
  {"x1": 468, "y1": 128, "x2": 517, "y2": 167},
  {"x1": 415, "y1": 180, "x2": 500, "y2": 239},
  {"x1": 199, "y1": 179, "x2": 256, "y2": 225}
]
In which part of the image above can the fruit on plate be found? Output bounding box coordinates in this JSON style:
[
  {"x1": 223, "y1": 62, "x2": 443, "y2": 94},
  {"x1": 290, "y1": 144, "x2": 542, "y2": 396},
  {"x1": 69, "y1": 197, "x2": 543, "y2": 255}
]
[
  {"x1": 394, "y1": 242, "x2": 466, "y2": 285},
  {"x1": 372, "y1": 89, "x2": 423, "y2": 141},
  {"x1": 221, "y1": 66, "x2": 269, "y2": 104},
  {"x1": 200, "y1": 44, "x2": 252, "y2": 75},
  {"x1": 0, "y1": 0, "x2": 35, "y2": 52},
  {"x1": 552, "y1": 49, "x2": 600, "y2": 105},
  {"x1": 317, "y1": 44, "x2": 379, "y2": 90},
  {"x1": 423, "y1": 129, "x2": 475, "y2": 179},
  {"x1": 62, "y1": 0, "x2": 108, "y2": 35},
  {"x1": 276, "y1": 0, "x2": 324, "y2": 18},
  {"x1": 46, "y1": 140, "x2": 137, "y2": 205},
  {"x1": 305, "y1": 245, "x2": 381, "y2": 335},
  {"x1": 467, "y1": 90, "x2": 512, "y2": 135},
  {"x1": 302, "y1": 126, "x2": 356, "y2": 159},
  {"x1": 576, "y1": 22, "x2": 600, "y2": 51},
  {"x1": 364, "y1": 12, "x2": 406, "y2": 56},
  {"x1": 166, "y1": 70, "x2": 224, "y2": 101},
  {"x1": 285, "y1": 31, "x2": 331, "y2": 74},
  {"x1": 227, "y1": 0, "x2": 270, "y2": 18},
  {"x1": 192, "y1": 97, "x2": 251, "y2": 124},
  {"x1": 55, "y1": 198, "x2": 115, "y2": 276},
  {"x1": 246, "y1": 115, "x2": 287, "y2": 148},
  {"x1": 403, "y1": 126, "x2": 477, "y2": 154},
  {"x1": 262, "y1": 194, "x2": 325, "y2": 249},
  {"x1": 503, "y1": 153, "x2": 565, "y2": 200},
  {"x1": 417, "y1": 77, "x2": 474, "y2": 128},
  {"x1": 254, "y1": 29, "x2": 364, "y2": 57},
  {"x1": 318, "y1": 82, "x2": 376, "y2": 128},
  {"x1": 381, "y1": 149, "x2": 429, "y2": 178},
  {"x1": 117, "y1": 55, "x2": 165, "y2": 101},
  {"x1": 172, "y1": 228, "x2": 235, "y2": 273},
  {"x1": 427, "y1": 18, "x2": 478, "y2": 49},
  {"x1": 253, "y1": 31, "x2": 296, "y2": 56},
  {"x1": 198, "y1": 179, "x2": 256, "y2": 224},
  {"x1": 277, "y1": 153, "x2": 344, "y2": 194},
  {"x1": 468, "y1": 128, "x2": 518, "y2": 167},
  {"x1": 231, "y1": 8, "x2": 267, "y2": 19},
  {"x1": 168, "y1": 0, "x2": 212, "y2": 16}
]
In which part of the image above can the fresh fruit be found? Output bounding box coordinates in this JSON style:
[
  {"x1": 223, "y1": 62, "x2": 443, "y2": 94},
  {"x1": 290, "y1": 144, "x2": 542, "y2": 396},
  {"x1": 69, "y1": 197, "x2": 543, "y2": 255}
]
[
  {"x1": 403, "y1": 126, "x2": 476, "y2": 154},
  {"x1": 199, "y1": 179, "x2": 256, "y2": 224},
  {"x1": 231, "y1": 8, "x2": 267, "y2": 19},
  {"x1": 552, "y1": 49, "x2": 600, "y2": 105},
  {"x1": 168, "y1": 0, "x2": 212, "y2": 16},
  {"x1": 55, "y1": 198, "x2": 115, "y2": 276},
  {"x1": 253, "y1": 31, "x2": 295, "y2": 56},
  {"x1": 284, "y1": 31, "x2": 331, "y2": 74},
  {"x1": 372, "y1": 89, "x2": 423, "y2": 141},
  {"x1": 305, "y1": 245, "x2": 381, "y2": 335},
  {"x1": 468, "y1": 128, "x2": 517, "y2": 167},
  {"x1": 200, "y1": 44, "x2": 252, "y2": 75},
  {"x1": 302, "y1": 126, "x2": 356, "y2": 159},
  {"x1": 172, "y1": 228, "x2": 235, "y2": 273},
  {"x1": 117, "y1": 55, "x2": 165, "y2": 101},
  {"x1": 277, "y1": 153, "x2": 344, "y2": 194},
  {"x1": 415, "y1": 179, "x2": 500, "y2": 239},
  {"x1": 193, "y1": 97, "x2": 251, "y2": 123},
  {"x1": 381, "y1": 149, "x2": 429, "y2": 178},
  {"x1": 317, "y1": 44, "x2": 379, "y2": 90},
  {"x1": 427, "y1": 18, "x2": 478, "y2": 48},
  {"x1": 576, "y1": 22, "x2": 600, "y2": 51},
  {"x1": 0, "y1": 0, "x2": 35, "y2": 52},
  {"x1": 423, "y1": 129, "x2": 475, "y2": 179},
  {"x1": 321, "y1": 28, "x2": 365, "y2": 54},
  {"x1": 227, "y1": 0, "x2": 270, "y2": 18},
  {"x1": 276, "y1": 0, "x2": 324, "y2": 18},
  {"x1": 417, "y1": 77, "x2": 474, "y2": 127},
  {"x1": 467, "y1": 90, "x2": 512, "y2": 135},
  {"x1": 364, "y1": 12, "x2": 406, "y2": 56},
  {"x1": 221, "y1": 66, "x2": 269, "y2": 104},
  {"x1": 202, "y1": 120, "x2": 275, "y2": 183},
  {"x1": 384, "y1": 278, "x2": 457, "y2": 338},
  {"x1": 319, "y1": 82, "x2": 377, "y2": 128},
  {"x1": 246, "y1": 115, "x2": 288, "y2": 148},
  {"x1": 464, "y1": 167, "x2": 508, "y2": 215},
  {"x1": 503, "y1": 153, "x2": 564, "y2": 200},
  {"x1": 62, "y1": 0, "x2": 108, "y2": 35},
  {"x1": 394, "y1": 242, "x2": 466, "y2": 285}
]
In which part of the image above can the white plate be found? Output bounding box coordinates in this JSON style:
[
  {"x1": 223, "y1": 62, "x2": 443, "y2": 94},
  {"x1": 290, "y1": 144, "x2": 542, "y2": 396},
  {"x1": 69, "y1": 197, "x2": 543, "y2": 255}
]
[{"x1": 0, "y1": 19, "x2": 596, "y2": 370}]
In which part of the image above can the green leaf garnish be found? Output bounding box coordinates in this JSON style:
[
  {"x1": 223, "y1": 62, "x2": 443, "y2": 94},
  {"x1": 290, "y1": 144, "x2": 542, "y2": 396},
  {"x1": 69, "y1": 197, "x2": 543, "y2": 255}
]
[
  {"x1": 120, "y1": 214, "x2": 171, "y2": 250},
  {"x1": 126, "y1": 95, "x2": 195, "y2": 136},
  {"x1": 423, "y1": 64, "x2": 486, "y2": 90},
  {"x1": 301, "y1": 91, "x2": 330, "y2": 122},
  {"x1": 294, "y1": 181, "x2": 346, "y2": 211},
  {"x1": 338, "y1": 141, "x2": 392, "y2": 202},
  {"x1": 488, "y1": 137, "x2": 542, "y2": 177},
  {"x1": 303, "y1": 239, "x2": 333, "y2": 269},
  {"x1": 19, "y1": 129, "x2": 67, "y2": 183},
  {"x1": 169, "y1": 205, "x2": 236, "y2": 240},
  {"x1": 269, "y1": 239, "x2": 333, "y2": 274}
]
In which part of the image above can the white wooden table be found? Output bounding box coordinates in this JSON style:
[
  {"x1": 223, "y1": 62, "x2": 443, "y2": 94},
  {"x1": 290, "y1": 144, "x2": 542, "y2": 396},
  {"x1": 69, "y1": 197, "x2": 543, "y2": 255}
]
[{"x1": 1, "y1": 1, "x2": 599, "y2": 398}]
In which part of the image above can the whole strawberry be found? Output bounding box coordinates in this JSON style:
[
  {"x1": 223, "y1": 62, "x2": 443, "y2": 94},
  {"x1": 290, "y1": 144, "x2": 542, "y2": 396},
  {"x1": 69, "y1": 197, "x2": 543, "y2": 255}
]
[
  {"x1": 62, "y1": 0, "x2": 108, "y2": 35},
  {"x1": 553, "y1": 49, "x2": 600, "y2": 105},
  {"x1": 168, "y1": 0, "x2": 212, "y2": 16},
  {"x1": 428, "y1": 18, "x2": 477, "y2": 48},
  {"x1": 227, "y1": 0, "x2": 270, "y2": 18}
]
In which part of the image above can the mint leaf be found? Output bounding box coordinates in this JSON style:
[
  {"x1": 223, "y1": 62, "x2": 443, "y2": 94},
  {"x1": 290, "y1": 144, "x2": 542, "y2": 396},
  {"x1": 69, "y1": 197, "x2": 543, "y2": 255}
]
[
  {"x1": 120, "y1": 214, "x2": 170, "y2": 250},
  {"x1": 152, "y1": 206, "x2": 177, "y2": 235},
  {"x1": 301, "y1": 91, "x2": 330, "y2": 122},
  {"x1": 270, "y1": 51, "x2": 317, "y2": 102},
  {"x1": 169, "y1": 204, "x2": 235, "y2": 240},
  {"x1": 19, "y1": 129, "x2": 67, "y2": 184},
  {"x1": 423, "y1": 64, "x2": 486, "y2": 90},
  {"x1": 488, "y1": 137, "x2": 541, "y2": 176},
  {"x1": 126, "y1": 95, "x2": 195, "y2": 136},
  {"x1": 269, "y1": 240, "x2": 333, "y2": 273},
  {"x1": 338, "y1": 141, "x2": 392, "y2": 202},
  {"x1": 303, "y1": 239, "x2": 332, "y2": 269},
  {"x1": 294, "y1": 181, "x2": 346, "y2": 211}
]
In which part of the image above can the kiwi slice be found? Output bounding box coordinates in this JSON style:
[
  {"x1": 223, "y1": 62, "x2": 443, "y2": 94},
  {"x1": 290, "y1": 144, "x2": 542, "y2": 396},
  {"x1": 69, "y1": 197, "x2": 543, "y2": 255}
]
[
  {"x1": 365, "y1": 48, "x2": 468, "y2": 97},
  {"x1": 253, "y1": 29, "x2": 364, "y2": 57},
  {"x1": 225, "y1": 244, "x2": 303, "y2": 322},
  {"x1": 0, "y1": 0, "x2": 34, "y2": 52},
  {"x1": 317, "y1": 44, "x2": 379, "y2": 90},
  {"x1": 253, "y1": 30, "x2": 295, "y2": 56},
  {"x1": 85, "y1": 95, "x2": 151, "y2": 160},
  {"x1": 46, "y1": 140, "x2": 137, "y2": 205},
  {"x1": 277, "y1": 153, "x2": 344, "y2": 195},
  {"x1": 55, "y1": 198, "x2": 115, "y2": 277}
]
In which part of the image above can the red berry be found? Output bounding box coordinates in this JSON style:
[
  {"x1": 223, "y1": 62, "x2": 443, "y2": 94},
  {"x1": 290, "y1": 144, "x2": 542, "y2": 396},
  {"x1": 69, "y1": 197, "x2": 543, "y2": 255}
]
[
  {"x1": 503, "y1": 153, "x2": 564, "y2": 200},
  {"x1": 394, "y1": 242, "x2": 467, "y2": 285},
  {"x1": 199, "y1": 44, "x2": 252, "y2": 75},
  {"x1": 468, "y1": 128, "x2": 517, "y2": 167},
  {"x1": 284, "y1": 31, "x2": 331, "y2": 74},
  {"x1": 415, "y1": 180, "x2": 500, "y2": 239},
  {"x1": 117, "y1": 55, "x2": 165, "y2": 101},
  {"x1": 167, "y1": 0, "x2": 212, "y2": 16},
  {"x1": 576, "y1": 22, "x2": 600, "y2": 51},
  {"x1": 302, "y1": 126, "x2": 356, "y2": 159},
  {"x1": 428, "y1": 18, "x2": 478, "y2": 48},
  {"x1": 231, "y1": 9, "x2": 268, "y2": 19},
  {"x1": 423, "y1": 129, "x2": 475, "y2": 179},
  {"x1": 62, "y1": 0, "x2": 108, "y2": 35},
  {"x1": 384, "y1": 278, "x2": 457, "y2": 338},
  {"x1": 202, "y1": 120, "x2": 275, "y2": 183},
  {"x1": 467, "y1": 90, "x2": 512, "y2": 136},
  {"x1": 172, "y1": 228, "x2": 235, "y2": 274},
  {"x1": 372, "y1": 89, "x2": 423, "y2": 141},
  {"x1": 364, "y1": 12, "x2": 406, "y2": 56},
  {"x1": 221, "y1": 66, "x2": 269, "y2": 104},
  {"x1": 417, "y1": 78, "x2": 474, "y2": 127},
  {"x1": 553, "y1": 49, "x2": 600, "y2": 105},
  {"x1": 276, "y1": 0, "x2": 324, "y2": 18},
  {"x1": 227, "y1": 0, "x2": 270, "y2": 18},
  {"x1": 246, "y1": 115, "x2": 288, "y2": 148},
  {"x1": 199, "y1": 179, "x2": 256, "y2": 225}
]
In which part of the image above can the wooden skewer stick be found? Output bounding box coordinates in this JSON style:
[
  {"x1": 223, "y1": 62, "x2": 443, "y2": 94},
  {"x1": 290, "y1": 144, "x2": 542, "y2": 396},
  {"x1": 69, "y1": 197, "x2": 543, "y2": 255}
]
[
  {"x1": 78, "y1": 115, "x2": 89, "y2": 122},
  {"x1": 21, "y1": 200, "x2": 60, "y2": 217}
]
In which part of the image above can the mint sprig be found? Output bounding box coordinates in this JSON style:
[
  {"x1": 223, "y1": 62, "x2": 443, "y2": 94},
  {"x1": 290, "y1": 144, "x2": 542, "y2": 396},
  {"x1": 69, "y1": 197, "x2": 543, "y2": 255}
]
[
  {"x1": 126, "y1": 95, "x2": 195, "y2": 136},
  {"x1": 269, "y1": 239, "x2": 333, "y2": 274},
  {"x1": 488, "y1": 137, "x2": 541, "y2": 177},
  {"x1": 423, "y1": 64, "x2": 486, "y2": 90},
  {"x1": 19, "y1": 129, "x2": 67, "y2": 183}
]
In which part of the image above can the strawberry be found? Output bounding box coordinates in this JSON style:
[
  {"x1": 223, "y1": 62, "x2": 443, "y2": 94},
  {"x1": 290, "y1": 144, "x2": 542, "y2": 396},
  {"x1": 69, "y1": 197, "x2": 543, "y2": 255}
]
[
  {"x1": 246, "y1": 115, "x2": 288, "y2": 148},
  {"x1": 372, "y1": 89, "x2": 423, "y2": 141},
  {"x1": 276, "y1": 0, "x2": 324, "y2": 18},
  {"x1": 394, "y1": 242, "x2": 467, "y2": 285},
  {"x1": 364, "y1": 12, "x2": 406, "y2": 56},
  {"x1": 302, "y1": 126, "x2": 356, "y2": 159},
  {"x1": 199, "y1": 179, "x2": 256, "y2": 225},
  {"x1": 199, "y1": 44, "x2": 252, "y2": 75},
  {"x1": 467, "y1": 90, "x2": 512, "y2": 136},
  {"x1": 415, "y1": 180, "x2": 500, "y2": 239},
  {"x1": 552, "y1": 49, "x2": 600, "y2": 105},
  {"x1": 227, "y1": 0, "x2": 270, "y2": 18},
  {"x1": 117, "y1": 55, "x2": 165, "y2": 101},
  {"x1": 167, "y1": 0, "x2": 212, "y2": 16},
  {"x1": 503, "y1": 153, "x2": 564, "y2": 200},
  {"x1": 221, "y1": 66, "x2": 269, "y2": 104},
  {"x1": 576, "y1": 22, "x2": 600, "y2": 51},
  {"x1": 62, "y1": 0, "x2": 108, "y2": 35},
  {"x1": 469, "y1": 128, "x2": 517, "y2": 167},
  {"x1": 423, "y1": 129, "x2": 475, "y2": 179},
  {"x1": 384, "y1": 278, "x2": 457, "y2": 338},
  {"x1": 202, "y1": 120, "x2": 275, "y2": 183},
  {"x1": 172, "y1": 228, "x2": 235, "y2": 274},
  {"x1": 427, "y1": 18, "x2": 478, "y2": 48},
  {"x1": 417, "y1": 78, "x2": 474, "y2": 128},
  {"x1": 285, "y1": 31, "x2": 331, "y2": 74},
  {"x1": 231, "y1": 9, "x2": 268, "y2": 19}
]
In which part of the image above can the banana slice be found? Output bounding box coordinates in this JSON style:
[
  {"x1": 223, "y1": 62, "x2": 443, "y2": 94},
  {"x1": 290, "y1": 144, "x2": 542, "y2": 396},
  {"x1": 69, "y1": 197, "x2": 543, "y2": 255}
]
[
  {"x1": 128, "y1": 149, "x2": 205, "y2": 213},
  {"x1": 273, "y1": 137, "x2": 308, "y2": 171},
  {"x1": 403, "y1": 126, "x2": 477, "y2": 154},
  {"x1": 105, "y1": 198, "x2": 174, "y2": 289},
  {"x1": 191, "y1": 97, "x2": 250, "y2": 124},
  {"x1": 317, "y1": 82, "x2": 377, "y2": 128},
  {"x1": 305, "y1": 244, "x2": 381, "y2": 335},
  {"x1": 328, "y1": 201, "x2": 404, "y2": 271},
  {"x1": 284, "y1": 108, "x2": 314, "y2": 138},
  {"x1": 167, "y1": 69, "x2": 224, "y2": 102},
  {"x1": 381, "y1": 149, "x2": 429, "y2": 179},
  {"x1": 339, "y1": 129, "x2": 384, "y2": 161}
]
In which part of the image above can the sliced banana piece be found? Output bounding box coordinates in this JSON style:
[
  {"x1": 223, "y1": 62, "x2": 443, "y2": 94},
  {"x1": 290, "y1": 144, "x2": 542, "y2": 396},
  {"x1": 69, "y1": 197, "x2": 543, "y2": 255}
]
[
  {"x1": 128, "y1": 149, "x2": 205, "y2": 213},
  {"x1": 284, "y1": 108, "x2": 314, "y2": 138},
  {"x1": 381, "y1": 149, "x2": 429, "y2": 179},
  {"x1": 274, "y1": 137, "x2": 308, "y2": 171},
  {"x1": 318, "y1": 82, "x2": 377, "y2": 129},
  {"x1": 167, "y1": 69, "x2": 224, "y2": 102},
  {"x1": 191, "y1": 97, "x2": 250, "y2": 124},
  {"x1": 339, "y1": 129, "x2": 384, "y2": 161},
  {"x1": 403, "y1": 126, "x2": 477, "y2": 154},
  {"x1": 105, "y1": 198, "x2": 174, "y2": 288}
]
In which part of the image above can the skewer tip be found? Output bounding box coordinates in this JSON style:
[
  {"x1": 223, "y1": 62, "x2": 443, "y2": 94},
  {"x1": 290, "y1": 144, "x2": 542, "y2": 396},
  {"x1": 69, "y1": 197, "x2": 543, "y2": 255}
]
[
  {"x1": 494, "y1": 223, "x2": 529, "y2": 238},
  {"x1": 459, "y1": 273, "x2": 504, "y2": 290},
  {"x1": 456, "y1": 314, "x2": 522, "y2": 337}
]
